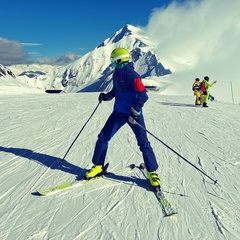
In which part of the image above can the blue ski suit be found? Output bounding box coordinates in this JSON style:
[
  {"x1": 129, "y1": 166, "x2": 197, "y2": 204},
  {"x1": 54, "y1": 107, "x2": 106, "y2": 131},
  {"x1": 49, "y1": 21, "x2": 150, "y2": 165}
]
[{"x1": 91, "y1": 62, "x2": 158, "y2": 172}]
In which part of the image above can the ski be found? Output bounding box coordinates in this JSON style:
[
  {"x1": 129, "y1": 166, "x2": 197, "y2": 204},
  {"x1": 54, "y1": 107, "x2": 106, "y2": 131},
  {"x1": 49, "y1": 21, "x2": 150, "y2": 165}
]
[
  {"x1": 153, "y1": 187, "x2": 177, "y2": 217},
  {"x1": 35, "y1": 163, "x2": 136, "y2": 196},
  {"x1": 138, "y1": 163, "x2": 177, "y2": 217},
  {"x1": 36, "y1": 175, "x2": 101, "y2": 195}
]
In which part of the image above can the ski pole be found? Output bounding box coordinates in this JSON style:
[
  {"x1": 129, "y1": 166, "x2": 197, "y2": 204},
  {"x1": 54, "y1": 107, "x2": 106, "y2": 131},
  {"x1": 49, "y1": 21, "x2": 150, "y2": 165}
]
[
  {"x1": 134, "y1": 121, "x2": 218, "y2": 184},
  {"x1": 60, "y1": 101, "x2": 101, "y2": 163}
]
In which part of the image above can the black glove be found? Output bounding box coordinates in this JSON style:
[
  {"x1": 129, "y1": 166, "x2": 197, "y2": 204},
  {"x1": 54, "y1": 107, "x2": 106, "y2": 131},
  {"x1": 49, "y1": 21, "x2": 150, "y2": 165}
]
[
  {"x1": 128, "y1": 107, "x2": 140, "y2": 124},
  {"x1": 203, "y1": 91, "x2": 207, "y2": 95},
  {"x1": 98, "y1": 93, "x2": 107, "y2": 102}
]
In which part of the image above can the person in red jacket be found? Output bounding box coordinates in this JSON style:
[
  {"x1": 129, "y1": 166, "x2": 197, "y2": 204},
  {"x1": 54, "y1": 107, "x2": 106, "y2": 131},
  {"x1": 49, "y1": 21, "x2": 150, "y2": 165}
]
[
  {"x1": 85, "y1": 48, "x2": 160, "y2": 188},
  {"x1": 201, "y1": 76, "x2": 217, "y2": 107}
]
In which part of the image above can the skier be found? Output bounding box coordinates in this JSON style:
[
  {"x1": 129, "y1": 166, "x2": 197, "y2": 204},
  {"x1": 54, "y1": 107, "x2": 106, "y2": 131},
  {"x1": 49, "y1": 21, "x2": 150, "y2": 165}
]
[
  {"x1": 201, "y1": 76, "x2": 217, "y2": 107},
  {"x1": 85, "y1": 48, "x2": 160, "y2": 188},
  {"x1": 192, "y1": 78, "x2": 202, "y2": 105}
]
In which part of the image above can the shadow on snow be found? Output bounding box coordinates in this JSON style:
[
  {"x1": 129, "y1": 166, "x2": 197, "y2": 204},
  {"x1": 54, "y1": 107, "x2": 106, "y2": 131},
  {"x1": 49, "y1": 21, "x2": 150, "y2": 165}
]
[
  {"x1": 0, "y1": 146, "x2": 83, "y2": 176},
  {"x1": 0, "y1": 146, "x2": 186, "y2": 197}
]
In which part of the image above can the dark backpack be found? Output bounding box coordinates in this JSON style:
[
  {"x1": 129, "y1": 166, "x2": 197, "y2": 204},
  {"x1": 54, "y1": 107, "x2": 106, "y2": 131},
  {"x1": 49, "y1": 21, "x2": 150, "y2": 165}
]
[
  {"x1": 192, "y1": 84, "x2": 200, "y2": 91},
  {"x1": 200, "y1": 81, "x2": 206, "y2": 92}
]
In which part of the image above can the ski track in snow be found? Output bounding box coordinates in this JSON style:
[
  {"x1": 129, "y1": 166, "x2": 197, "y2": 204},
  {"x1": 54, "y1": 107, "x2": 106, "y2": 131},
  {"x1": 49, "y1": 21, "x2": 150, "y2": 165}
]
[{"x1": 0, "y1": 92, "x2": 240, "y2": 240}]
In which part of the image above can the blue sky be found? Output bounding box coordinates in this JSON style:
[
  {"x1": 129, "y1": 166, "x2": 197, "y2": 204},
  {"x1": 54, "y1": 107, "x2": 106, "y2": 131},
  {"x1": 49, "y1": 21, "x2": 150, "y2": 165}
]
[{"x1": 0, "y1": 0, "x2": 174, "y2": 64}]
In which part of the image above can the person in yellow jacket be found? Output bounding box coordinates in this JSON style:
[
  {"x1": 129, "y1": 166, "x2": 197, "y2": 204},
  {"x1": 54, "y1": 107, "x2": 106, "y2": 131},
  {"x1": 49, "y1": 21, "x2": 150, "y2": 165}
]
[
  {"x1": 201, "y1": 76, "x2": 217, "y2": 107},
  {"x1": 192, "y1": 78, "x2": 202, "y2": 105}
]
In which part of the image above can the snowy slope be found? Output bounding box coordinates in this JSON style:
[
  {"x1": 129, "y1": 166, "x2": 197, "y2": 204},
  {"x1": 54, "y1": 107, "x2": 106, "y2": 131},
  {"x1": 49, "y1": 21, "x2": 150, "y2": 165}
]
[{"x1": 0, "y1": 82, "x2": 239, "y2": 240}]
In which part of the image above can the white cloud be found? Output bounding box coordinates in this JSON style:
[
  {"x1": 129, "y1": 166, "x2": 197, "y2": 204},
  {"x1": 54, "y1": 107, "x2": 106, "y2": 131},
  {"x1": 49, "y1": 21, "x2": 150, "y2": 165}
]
[
  {"x1": 0, "y1": 38, "x2": 80, "y2": 66},
  {"x1": 21, "y1": 42, "x2": 42, "y2": 46},
  {"x1": 144, "y1": 0, "x2": 240, "y2": 103},
  {"x1": 0, "y1": 38, "x2": 28, "y2": 65},
  {"x1": 35, "y1": 52, "x2": 81, "y2": 65}
]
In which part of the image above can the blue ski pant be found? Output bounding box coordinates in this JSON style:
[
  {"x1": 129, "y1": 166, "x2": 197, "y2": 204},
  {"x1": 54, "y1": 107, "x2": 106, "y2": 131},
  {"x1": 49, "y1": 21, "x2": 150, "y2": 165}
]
[{"x1": 91, "y1": 112, "x2": 158, "y2": 172}]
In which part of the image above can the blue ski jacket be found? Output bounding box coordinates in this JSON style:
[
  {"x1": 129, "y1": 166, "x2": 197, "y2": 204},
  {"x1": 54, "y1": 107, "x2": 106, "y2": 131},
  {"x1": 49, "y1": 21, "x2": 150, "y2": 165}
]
[{"x1": 105, "y1": 62, "x2": 148, "y2": 115}]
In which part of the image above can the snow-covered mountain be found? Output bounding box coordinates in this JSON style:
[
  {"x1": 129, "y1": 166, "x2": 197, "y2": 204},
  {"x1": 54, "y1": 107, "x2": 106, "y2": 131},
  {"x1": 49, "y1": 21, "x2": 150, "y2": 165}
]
[
  {"x1": 8, "y1": 64, "x2": 61, "y2": 76},
  {"x1": 0, "y1": 64, "x2": 43, "y2": 94},
  {"x1": 0, "y1": 64, "x2": 16, "y2": 79},
  {"x1": 16, "y1": 25, "x2": 171, "y2": 93}
]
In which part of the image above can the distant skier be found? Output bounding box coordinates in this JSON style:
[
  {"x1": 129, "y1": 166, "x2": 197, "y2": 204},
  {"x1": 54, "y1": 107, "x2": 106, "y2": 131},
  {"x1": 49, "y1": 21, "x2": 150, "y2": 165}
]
[
  {"x1": 200, "y1": 76, "x2": 217, "y2": 107},
  {"x1": 192, "y1": 78, "x2": 202, "y2": 105},
  {"x1": 85, "y1": 48, "x2": 160, "y2": 188}
]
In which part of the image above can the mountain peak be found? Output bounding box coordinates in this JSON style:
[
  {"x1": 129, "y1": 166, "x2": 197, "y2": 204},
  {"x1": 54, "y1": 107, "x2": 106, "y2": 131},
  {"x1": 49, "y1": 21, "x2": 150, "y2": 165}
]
[
  {"x1": 106, "y1": 24, "x2": 145, "y2": 46},
  {"x1": 0, "y1": 64, "x2": 16, "y2": 79},
  {"x1": 121, "y1": 24, "x2": 141, "y2": 34}
]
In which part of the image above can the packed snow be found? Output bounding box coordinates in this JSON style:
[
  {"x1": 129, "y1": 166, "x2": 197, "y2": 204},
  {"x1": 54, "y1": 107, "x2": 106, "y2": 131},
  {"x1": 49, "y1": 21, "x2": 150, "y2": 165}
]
[{"x1": 0, "y1": 77, "x2": 239, "y2": 240}]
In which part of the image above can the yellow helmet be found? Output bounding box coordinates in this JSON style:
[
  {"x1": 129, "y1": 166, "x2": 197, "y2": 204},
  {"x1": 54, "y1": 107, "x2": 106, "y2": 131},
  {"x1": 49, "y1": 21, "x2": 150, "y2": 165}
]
[{"x1": 110, "y1": 48, "x2": 130, "y2": 65}]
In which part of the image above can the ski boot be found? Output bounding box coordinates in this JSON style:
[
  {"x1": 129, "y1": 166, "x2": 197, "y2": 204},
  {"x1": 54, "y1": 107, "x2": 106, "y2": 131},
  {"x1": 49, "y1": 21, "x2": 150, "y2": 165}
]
[
  {"x1": 84, "y1": 163, "x2": 109, "y2": 180},
  {"x1": 203, "y1": 102, "x2": 208, "y2": 107},
  {"x1": 148, "y1": 171, "x2": 161, "y2": 188}
]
